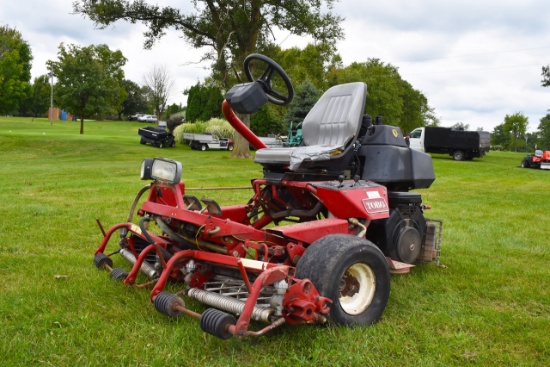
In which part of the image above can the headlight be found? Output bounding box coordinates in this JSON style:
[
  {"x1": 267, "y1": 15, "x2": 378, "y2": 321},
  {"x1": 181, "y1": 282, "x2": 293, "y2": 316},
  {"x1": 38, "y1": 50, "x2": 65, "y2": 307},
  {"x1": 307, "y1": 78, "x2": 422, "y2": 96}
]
[
  {"x1": 149, "y1": 157, "x2": 182, "y2": 184},
  {"x1": 140, "y1": 158, "x2": 153, "y2": 180}
]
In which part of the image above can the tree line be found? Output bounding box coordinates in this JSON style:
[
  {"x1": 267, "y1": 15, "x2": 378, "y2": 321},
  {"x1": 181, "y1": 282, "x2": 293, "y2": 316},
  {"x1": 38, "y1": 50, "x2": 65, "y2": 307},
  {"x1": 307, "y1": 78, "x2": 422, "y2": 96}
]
[{"x1": 3, "y1": 0, "x2": 549, "y2": 152}]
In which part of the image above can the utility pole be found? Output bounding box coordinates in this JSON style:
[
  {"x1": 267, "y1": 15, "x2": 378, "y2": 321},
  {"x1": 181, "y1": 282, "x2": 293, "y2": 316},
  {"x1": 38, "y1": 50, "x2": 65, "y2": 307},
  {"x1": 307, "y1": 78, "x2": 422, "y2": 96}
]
[{"x1": 49, "y1": 71, "x2": 54, "y2": 125}]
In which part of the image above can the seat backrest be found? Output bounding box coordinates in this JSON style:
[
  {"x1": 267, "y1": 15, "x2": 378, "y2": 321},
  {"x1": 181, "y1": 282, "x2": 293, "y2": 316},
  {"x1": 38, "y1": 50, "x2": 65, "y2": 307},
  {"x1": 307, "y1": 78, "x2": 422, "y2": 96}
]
[{"x1": 301, "y1": 82, "x2": 367, "y2": 148}]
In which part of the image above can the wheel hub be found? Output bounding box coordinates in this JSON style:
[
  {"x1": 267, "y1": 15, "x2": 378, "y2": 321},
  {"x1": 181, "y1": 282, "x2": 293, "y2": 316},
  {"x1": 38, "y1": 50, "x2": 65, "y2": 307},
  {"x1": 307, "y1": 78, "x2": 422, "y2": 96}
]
[{"x1": 338, "y1": 263, "x2": 376, "y2": 315}]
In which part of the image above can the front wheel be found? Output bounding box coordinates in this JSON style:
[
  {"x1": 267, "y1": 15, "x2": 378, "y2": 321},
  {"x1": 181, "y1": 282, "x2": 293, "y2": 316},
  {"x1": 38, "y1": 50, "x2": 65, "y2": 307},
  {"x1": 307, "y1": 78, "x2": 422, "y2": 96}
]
[
  {"x1": 521, "y1": 159, "x2": 530, "y2": 168},
  {"x1": 227, "y1": 144, "x2": 234, "y2": 151},
  {"x1": 296, "y1": 234, "x2": 390, "y2": 325},
  {"x1": 201, "y1": 144, "x2": 207, "y2": 151}
]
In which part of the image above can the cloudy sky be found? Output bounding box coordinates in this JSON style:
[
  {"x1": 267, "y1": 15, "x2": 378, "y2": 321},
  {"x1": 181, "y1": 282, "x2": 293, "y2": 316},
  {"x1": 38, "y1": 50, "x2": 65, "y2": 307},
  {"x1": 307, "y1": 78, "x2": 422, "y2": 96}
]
[{"x1": 2, "y1": 1, "x2": 549, "y2": 132}]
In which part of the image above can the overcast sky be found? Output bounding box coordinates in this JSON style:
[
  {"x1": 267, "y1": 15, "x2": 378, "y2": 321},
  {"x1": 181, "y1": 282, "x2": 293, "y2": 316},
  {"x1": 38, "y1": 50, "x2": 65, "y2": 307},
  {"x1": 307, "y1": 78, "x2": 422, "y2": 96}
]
[{"x1": 2, "y1": 1, "x2": 549, "y2": 132}]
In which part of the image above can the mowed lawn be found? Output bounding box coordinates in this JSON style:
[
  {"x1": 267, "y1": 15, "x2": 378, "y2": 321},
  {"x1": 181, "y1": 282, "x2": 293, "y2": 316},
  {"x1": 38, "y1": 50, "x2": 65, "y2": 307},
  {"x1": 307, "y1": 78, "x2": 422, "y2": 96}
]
[{"x1": 0, "y1": 117, "x2": 548, "y2": 366}]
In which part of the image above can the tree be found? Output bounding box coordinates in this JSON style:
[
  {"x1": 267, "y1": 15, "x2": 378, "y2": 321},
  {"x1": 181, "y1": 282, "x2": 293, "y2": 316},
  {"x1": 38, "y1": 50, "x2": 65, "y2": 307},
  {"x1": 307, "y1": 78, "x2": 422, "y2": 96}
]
[
  {"x1": 120, "y1": 79, "x2": 149, "y2": 119},
  {"x1": 537, "y1": 114, "x2": 550, "y2": 149},
  {"x1": 331, "y1": 59, "x2": 435, "y2": 134},
  {"x1": 400, "y1": 80, "x2": 432, "y2": 134},
  {"x1": 250, "y1": 105, "x2": 281, "y2": 137},
  {"x1": 21, "y1": 74, "x2": 50, "y2": 118},
  {"x1": 0, "y1": 26, "x2": 32, "y2": 114},
  {"x1": 276, "y1": 43, "x2": 339, "y2": 91},
  {"x1": 503, "y1": 112, "x2": 529, "y2": 152},
  {"x1": 73, "y1": 0, "x2": 344, "y2": 157},
  {"x1": 491, "y1": 123, "x2": 511, "y2": 150},
  {"x1": 164, "y1": 102, "x2": 184, "y2": 120},
  {"x1": 143, "y1": 64, "x2": 174, "y2": 122},
  {"x1": 185, "y1": 82, "x2": 223, "y2": 123},
  {"x1": 542, "y1": 65, "x2": 550, "y2": 87},
  {"x1": 451, "y1": 122, "x2": 470, "y2": 130},
  {"x1": 284, "y1": 80, "x2": 320, "y2": 126},
  {"x1": 47, "y1": 43, "x2": 127, "y2": 134}
]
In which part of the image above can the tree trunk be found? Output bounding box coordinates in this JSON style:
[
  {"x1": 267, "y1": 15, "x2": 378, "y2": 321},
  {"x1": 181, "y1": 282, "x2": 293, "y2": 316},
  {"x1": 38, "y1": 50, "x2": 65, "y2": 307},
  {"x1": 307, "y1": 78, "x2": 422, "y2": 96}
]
[
  {"x1": 80, "y1": 118, "x2": 84, "y2": 134},
  {"x1": 230, "y1": 113, "x2": 252, "y2": 159}
]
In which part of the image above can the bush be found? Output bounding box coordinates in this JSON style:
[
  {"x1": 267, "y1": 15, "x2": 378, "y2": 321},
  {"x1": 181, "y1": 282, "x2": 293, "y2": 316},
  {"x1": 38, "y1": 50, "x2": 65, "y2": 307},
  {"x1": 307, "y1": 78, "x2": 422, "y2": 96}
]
[{"x1": 173, "y1": 118, "x2": 235, "y2": 144}]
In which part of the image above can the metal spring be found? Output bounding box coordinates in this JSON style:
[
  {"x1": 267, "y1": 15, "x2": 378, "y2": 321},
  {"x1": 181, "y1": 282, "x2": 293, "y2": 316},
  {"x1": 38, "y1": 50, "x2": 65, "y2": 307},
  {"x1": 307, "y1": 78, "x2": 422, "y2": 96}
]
[{"x1": 188, "y1": 288, "x2": 273, "y2": 323}]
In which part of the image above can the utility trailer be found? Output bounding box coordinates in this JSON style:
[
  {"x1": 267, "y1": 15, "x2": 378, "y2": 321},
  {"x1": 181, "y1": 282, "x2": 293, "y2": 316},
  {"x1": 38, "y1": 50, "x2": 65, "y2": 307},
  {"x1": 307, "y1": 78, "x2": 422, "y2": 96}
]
[
  {"x1": 408, "y1": 126, "x2": 490, "y2": 161},
  {"x1": 138, "y1": 126, "x2": 175, "y2": 148},
  {"x1": 94, "y1": 54, "x2": 443, "y2": 339},
  {"x1": 183, "y1": 133, "x2": 234, "y2": 151}
]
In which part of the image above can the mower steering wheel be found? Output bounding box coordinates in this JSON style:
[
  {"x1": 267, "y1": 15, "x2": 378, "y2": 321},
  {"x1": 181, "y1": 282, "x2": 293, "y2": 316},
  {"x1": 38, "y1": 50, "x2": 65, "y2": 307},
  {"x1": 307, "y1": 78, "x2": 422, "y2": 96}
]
[{"x1": 244, "y1": 54, "x2": 294, "y2": 106}]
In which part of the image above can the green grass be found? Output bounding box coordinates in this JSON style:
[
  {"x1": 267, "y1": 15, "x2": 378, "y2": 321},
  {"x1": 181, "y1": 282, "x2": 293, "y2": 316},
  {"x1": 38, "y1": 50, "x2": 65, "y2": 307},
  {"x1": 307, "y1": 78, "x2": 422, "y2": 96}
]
[{"x1": 1, "y1": 117, "x2": 549, "y2": 366}]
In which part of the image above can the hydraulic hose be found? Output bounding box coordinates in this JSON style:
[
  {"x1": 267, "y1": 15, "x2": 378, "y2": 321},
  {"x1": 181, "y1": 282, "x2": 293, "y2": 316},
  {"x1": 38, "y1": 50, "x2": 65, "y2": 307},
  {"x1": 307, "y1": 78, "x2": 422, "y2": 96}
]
[
  {"x1": 127, "y1": 185, "x2": 151, "y2": 223},
  {"x1": 153, "y1": 215, "x2": 197, "y2": 250}
]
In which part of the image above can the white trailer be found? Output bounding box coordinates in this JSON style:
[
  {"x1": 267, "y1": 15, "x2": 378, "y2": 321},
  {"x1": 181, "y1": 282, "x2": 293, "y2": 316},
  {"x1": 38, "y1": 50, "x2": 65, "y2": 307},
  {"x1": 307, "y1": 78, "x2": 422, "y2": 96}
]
[{"x1": 183, "y1": 133, "x2": 234, "y2": 151}]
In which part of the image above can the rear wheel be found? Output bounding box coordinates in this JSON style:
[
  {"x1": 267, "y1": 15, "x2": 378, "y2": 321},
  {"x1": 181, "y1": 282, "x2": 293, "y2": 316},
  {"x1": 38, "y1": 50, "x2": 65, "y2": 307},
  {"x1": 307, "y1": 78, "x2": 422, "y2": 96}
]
[
  {"x1": 227, "y1": 144, "x2": 234, "y2": 151},
  {"x1": 452, "y1": 150, "x2": 465, "y2": 161},
  {"x1": 296, "y1": 234, "x2": 390, "y2": 325}
]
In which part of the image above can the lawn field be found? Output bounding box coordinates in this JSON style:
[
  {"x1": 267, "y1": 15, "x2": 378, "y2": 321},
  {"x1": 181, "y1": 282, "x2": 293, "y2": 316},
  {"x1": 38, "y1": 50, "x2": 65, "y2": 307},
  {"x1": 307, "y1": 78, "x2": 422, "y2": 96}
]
[{"x1": 0, "y1": 117, "x2": 549, "y2": 366}]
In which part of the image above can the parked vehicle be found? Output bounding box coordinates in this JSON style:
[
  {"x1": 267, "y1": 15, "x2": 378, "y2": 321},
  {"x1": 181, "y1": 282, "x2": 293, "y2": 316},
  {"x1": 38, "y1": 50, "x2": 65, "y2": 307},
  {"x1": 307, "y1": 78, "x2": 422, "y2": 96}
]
[
  {"x1": 521, "y1": 150, "x2": 550, "y2": 169},
  {"x1": 183, "y1": 132, "x2": 234, "y2": 151},
  {"x1": 93, "y1": 54, "x2": 443, "y2": 339},
  {"x1": 138, "y1": 114, "x2": 158, "y2": 123},
  {"x1": 128, "y1": 113, "x2": 145, "y2": 121},
  {"x1": 138, "y1": 126, "x2": 175, "y2": 148},
  {"x1": 408, "y1": 126, "x2": 490, "y2": 161}
]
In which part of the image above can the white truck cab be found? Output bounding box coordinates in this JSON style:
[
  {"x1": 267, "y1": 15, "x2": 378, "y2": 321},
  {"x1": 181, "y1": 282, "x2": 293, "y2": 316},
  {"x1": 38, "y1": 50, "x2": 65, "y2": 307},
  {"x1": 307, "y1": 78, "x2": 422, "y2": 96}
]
[{"x1": 408, "y1": 128, "x2": 425, "y2": 152}]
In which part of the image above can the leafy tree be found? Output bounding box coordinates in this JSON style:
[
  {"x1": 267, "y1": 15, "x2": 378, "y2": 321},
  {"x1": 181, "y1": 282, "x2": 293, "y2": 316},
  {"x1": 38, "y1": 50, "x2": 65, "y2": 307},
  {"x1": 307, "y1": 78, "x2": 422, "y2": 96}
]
[
  {"x1": 276, "y1": 43, "x2": 339, "y2": 91},
  {"x1": 451, "y1": 122, "x2": 470, "y2": 130},
  {"x1": 47, "y1": 43, "x2": 127, "y2": 134},
  {"x1": 143, "y1": 64, "x2": 174, "y2": 121},
  {"x1": 491, "y1": 123, "x2": 511, "y2": 150},
  {"x1": 250, "y1": 105, "x2": 282, "y2": 137},
  {"x1": 74, "y1": 1, "x2": 343, "y2": 88},
  {"x1": 542, "y1": 65, "x2": 550, "y2": 87},
  {"x1": 185, "y1": 82, "x2": 223, "y2": 122},
  {"x1": 73, "y1": 0, "x2": 344, "y2": 157},
  {"x1": 502, "y1": 112, "x2": 529, "y2": 152},
  {"x1": 121, "y1": 79, "x2": 149, "y2": 119},
  {"x1": 331, "y1": 59, "x2": 435, "y2": 134},
  {"x1": 0, "y1": 25, "x2": 32, "y2": 114},
  {"x1": 400, "y1": 80, "x2": 431, "y2": 134},
  {"x1": 284, "y1": 80, "x2": 320, "y2": 126},
  {"x1": 164, "y1": 102, "x2": 184, "y2": 120},
  {"x1": 20, "y1": 74, "x2": 51, "y2": 117},
  {"x1": 537, "y1": 114, "x2": 550, "y2": 149}
]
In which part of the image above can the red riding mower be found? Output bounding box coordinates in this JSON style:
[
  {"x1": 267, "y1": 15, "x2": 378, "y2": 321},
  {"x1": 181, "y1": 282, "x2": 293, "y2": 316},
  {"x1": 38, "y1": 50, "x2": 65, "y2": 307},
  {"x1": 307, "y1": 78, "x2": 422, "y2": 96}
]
[{"x1": 94, "y1": 54, "x2": 443, "y2": 339}]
